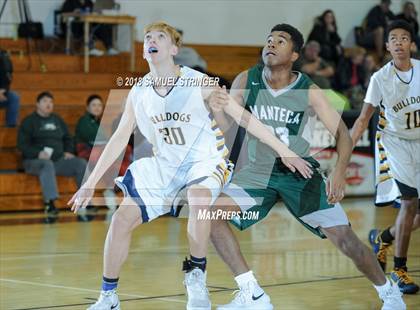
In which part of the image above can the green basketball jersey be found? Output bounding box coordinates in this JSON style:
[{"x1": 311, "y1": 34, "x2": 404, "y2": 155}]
[{"x1": 244, "y1": 64, "x2": 314, "y2": 167}]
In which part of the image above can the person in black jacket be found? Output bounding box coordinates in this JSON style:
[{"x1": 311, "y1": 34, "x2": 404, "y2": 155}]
[
  {"x1": 17, "y1": 91, "x2": 87, "y2": 214},
  {"x1": 0, "y1": 49, "x2": 20, "y2": 127},
  {"x1": 396, "y1": 1, "x2": 420, "y2": 49},
  {"x1": 293, "y1": 40, "x2": 335, "y2": 89},
  {"x1": 335, "y1": 47, "x2": 368, "y2": 110},
  {"x1": 307, "y1": 10, "x2": 343, "y2": 66},
  {"x1": 61, "y1": 0, "x2": 118, "y2": 56},
  {"x1": 362, "y1": 0, "x2": 395, "y2": 59}
]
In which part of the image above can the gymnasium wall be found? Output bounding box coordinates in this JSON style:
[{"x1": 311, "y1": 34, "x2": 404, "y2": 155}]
[{"x1": 0, "y1": 0, "x2": 419, "y2": 47}]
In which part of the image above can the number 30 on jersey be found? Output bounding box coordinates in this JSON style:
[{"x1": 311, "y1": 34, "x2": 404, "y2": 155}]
[{"x1": 159, "y1": 127, "x2": 186, "y2": 145}]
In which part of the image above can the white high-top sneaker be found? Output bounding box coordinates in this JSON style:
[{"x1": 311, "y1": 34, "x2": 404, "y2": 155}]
[
  {"x1": 87, "y1": 290, "x2": 120, "y2": 310},
  {"x1": 380, "y1": 282, "x2": 406, "y2": 310},
  {"x1": 217, "y1": 280, "x2": 273, "y2": 310},
  {"x1": 184, "y1": 268, "x2": 211, "y2": 310}
]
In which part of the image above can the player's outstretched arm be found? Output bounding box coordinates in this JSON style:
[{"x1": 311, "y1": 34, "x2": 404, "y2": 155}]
[
  {"x1": 208, "y1": 71, "x2": 248, "y2": 132},
  {"x1": 350, "y1": 102, "x2": 376, "y2": 148},
  {"x1": 68, "y1": 91, "x2": 137, "y2": 212},
  {"x1": 204, "y1": 82, "x2": 313, "y2": 179},
  {"x1": 309, "y1": 85, "x2": 352, "y2": 203}
]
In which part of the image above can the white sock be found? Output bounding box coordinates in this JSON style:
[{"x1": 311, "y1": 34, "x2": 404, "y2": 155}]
[
  {"x1": 234, "y1": 271, "x2": 264, "y2": 295},
  {"x1": 234, "y1": 270, "x2": 256, "y2": 287},
  {"x1": 374, "y1": 278, "x2": 392, "y2": 295}
]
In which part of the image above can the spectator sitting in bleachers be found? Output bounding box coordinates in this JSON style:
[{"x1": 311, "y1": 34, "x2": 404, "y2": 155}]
[
  {"x1": 75, "y1": 94, "x2": 117, "y2": 210},
  {"x1": 17, "y1": 91, "x2": 87, "y2": 214},
  {"x1": 294, "y1": 40, "x2": 334, "y2": 89},
  {"x1": 173, "y1": 28, "x2": 231, "y2": 88},
  {"x1": 360, "y1": 0, "x2": 395, "y2": 60},
  {"x1": 0, "y1": 49, "x2": 20, "y2": 127},
  {"x1": 307, "y1": 10, "x2": 343, "y2": 66},
  {"x1": 75, "y1": 94, "x2": 108, "y2": 159},
  {"x1": 335, "y1": 47, "x2": 368, "y2": 110},
  {"x1": 61, "y1": 0, "x2": 119, "y2": 56},
  {"x1": 174, "y1": 29, "x2": 207, "y2": 72},
  {"x1": 396, "y1": 1, "x2": 420, "y2": 49},
  {"x1": 363, "y1": 54, "x2": 380, "y2": 87}
]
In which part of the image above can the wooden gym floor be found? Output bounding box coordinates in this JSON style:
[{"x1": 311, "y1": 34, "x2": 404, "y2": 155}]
[{"x1": 0, "y1": 198, "x2": 419, "y2": 309}]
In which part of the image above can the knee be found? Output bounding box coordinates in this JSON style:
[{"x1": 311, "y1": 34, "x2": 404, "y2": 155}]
[
  {"x1": 336, "y1": 237, "x2": 355, "y2": 257},
  {"x1": 187, "y1": 186, "x2": 212, "y2": 212},
  {"x1": 7, "y1": 91, "x2": 20, "y2": 106},
  {"x1": 73, "y1": 157, "x2": 87, "y2": 171},
  {"x1": 39, "y1": 159, "x2": 55, "y2": 172},
  {"x1": 76, "y1": 157, "x2": 87, "y2": 167},
  {"x1": 210, "y1": 213, "x2": 226, "y2": 227},
  {"x1": 110, "y1": 209, "x2": 138, "y2": 233},
  {"x1": 210, "y1": 217, "x2": 228, "y2": 239},
  {"x1": 330, "y1": 228, "x2": 363, "y2": 258},
  {"x1": 400, "y1": 198, "x2": 418, "y2": 215}
]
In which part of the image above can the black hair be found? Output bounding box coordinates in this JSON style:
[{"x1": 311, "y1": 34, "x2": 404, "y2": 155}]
[
  {"x1": 403, "y1": 1, "x2": 414, "y2": 8},
  {"x1": 319, "y1": 10, "x2": 337, "y2": 30},
  {"x1": 270, "y1": 24, "x2": 304, "y2": 53},
  {"x1": 86, "y1": 94, "x2": 103, "y2": 106},
  {"x1": 36, "y1": 91, "x2": 53, "y2": 102},
  {"x1": 387, "y1": 20, "x2": 414, "y2": 42}
]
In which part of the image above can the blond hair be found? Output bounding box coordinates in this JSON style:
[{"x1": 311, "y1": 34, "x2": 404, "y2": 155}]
[{"x1": 143, "y1": 21, "x2": 182, "y2": 47}]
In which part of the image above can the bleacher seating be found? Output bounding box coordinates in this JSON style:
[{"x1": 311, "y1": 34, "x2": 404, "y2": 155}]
[{"x1": 0, "y1": 174, "x2": 77, "y2": 211}]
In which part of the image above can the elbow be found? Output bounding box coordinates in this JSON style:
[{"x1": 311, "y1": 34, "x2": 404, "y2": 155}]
[
  {"x1": 355, "y1": 116, "x2": 370, "y2": 130},
  {"x1": 336, "y1": 124, "x2": 352, "y2": 144},
  {"x1": 110, "y1": 128, "x2": 132, "y2": 147},
  {"x1": 110, "y1": 133, "x2": 126, "y2": 146}
]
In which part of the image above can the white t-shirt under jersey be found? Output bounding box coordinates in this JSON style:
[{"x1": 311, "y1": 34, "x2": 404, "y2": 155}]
[{"x1": 364, "y1": 58, "x2": 420, "y2": 140}]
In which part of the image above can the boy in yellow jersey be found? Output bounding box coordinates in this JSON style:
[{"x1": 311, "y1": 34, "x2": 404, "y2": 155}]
[{"x1": 353, "y1": 20, "x2": 420, "y2": 295}]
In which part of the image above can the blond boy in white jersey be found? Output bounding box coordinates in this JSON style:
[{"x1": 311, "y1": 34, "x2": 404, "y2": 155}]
[
  {"x1": 68, "y1": 22, "x2": 313, "y2": 310},
  {"x1": 352, "y1": 20, "x2": 420, "y2": 295}
]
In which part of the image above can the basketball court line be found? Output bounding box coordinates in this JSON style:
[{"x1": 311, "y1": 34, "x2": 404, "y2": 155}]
[
  {"x1": 0, "y1": 278, "x2": 187, "y2": 309},
  {"x1": 12, "y1": 302, "x2": 102, "y2": 310},
  {"x1": 2, "y1": 250, "x2": 420, "y2": 261},
  {"x1": 0, "y1": 254, "x2": 85, "y2": 261},
  {"x1": 6, "y1": 270, "x2": 420, "y2": 310}
]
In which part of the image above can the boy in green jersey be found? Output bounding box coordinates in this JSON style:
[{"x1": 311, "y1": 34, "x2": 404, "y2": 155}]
[{"x1": 208, "y1": 24, "x2": 405, "y2": 310}]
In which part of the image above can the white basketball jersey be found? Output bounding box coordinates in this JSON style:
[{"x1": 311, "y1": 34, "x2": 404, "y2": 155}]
[
  {"x1": 365, "y1": 58, "x2": 420, "y2": 140},
  {"x1": 128, "y1": 66, "x2": 229, "y2": 167}
]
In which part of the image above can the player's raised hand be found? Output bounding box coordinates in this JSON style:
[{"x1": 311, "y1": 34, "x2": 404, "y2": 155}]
[
  {"x1": 281, "y1": 156, "x2": 314, "y2": 179},
  {"x1": 68, "y1": 186, "x2": 95, "y2": 213},
  {"x1": 326, "y1": 169, "x2": 345, "y2": 204},
  {"x1": 208, "y1": 85, "x2": 229, "y2": 112}
]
